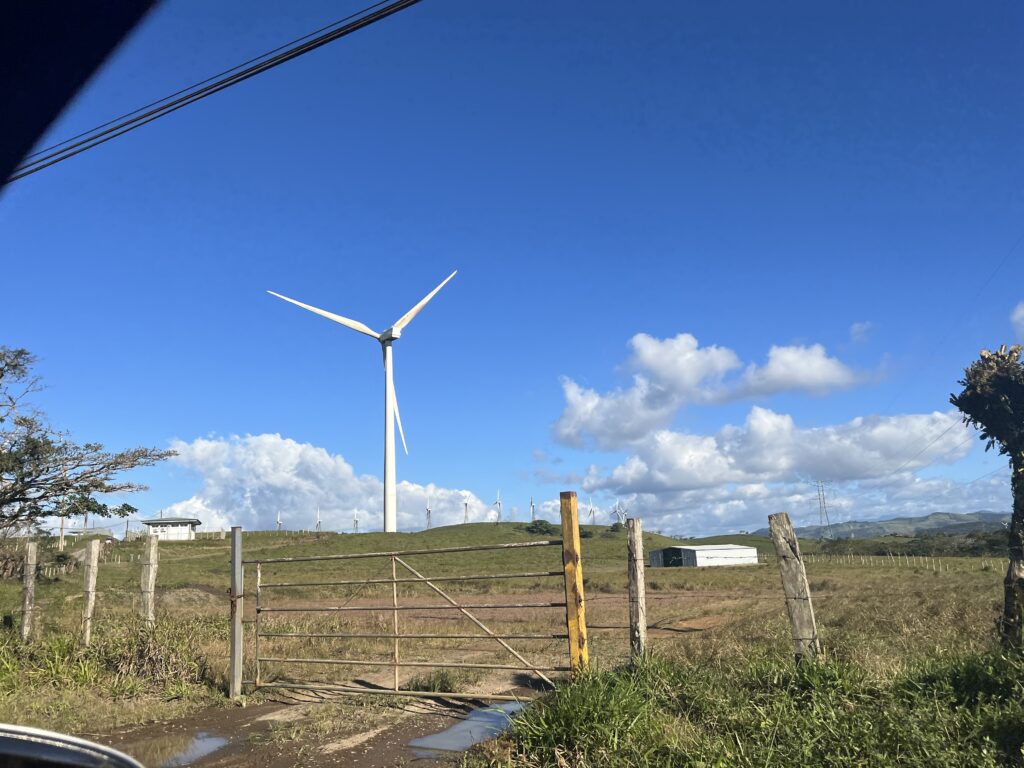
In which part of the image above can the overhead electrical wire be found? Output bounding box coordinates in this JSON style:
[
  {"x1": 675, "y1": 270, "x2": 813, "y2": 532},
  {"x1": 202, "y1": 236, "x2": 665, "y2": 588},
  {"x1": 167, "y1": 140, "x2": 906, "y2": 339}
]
[{"x1": 9, "y1": 0, "x2": 422, "y2": 182}]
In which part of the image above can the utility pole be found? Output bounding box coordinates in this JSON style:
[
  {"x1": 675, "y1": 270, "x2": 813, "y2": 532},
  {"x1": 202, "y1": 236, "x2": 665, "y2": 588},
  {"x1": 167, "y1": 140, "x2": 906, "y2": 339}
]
[{"x1": 816, "y1": 481, "x2": 835, "y2": 539}]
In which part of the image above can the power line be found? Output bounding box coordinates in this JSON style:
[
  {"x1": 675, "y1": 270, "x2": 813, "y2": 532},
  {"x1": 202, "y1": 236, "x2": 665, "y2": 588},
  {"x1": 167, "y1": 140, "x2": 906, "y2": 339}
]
[
  {"x1": 20, "y1": 0, "x2": 395, "y2": 164},
  {"x1": 9, "y1": 0, "x2": 423, "y2": 182}
]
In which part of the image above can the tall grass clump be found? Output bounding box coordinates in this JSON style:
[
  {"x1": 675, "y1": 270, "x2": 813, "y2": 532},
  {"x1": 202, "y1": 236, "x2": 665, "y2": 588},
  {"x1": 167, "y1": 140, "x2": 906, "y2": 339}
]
[{"x1": 475, "y1": 650, "x2": 1024, "y2": 768}]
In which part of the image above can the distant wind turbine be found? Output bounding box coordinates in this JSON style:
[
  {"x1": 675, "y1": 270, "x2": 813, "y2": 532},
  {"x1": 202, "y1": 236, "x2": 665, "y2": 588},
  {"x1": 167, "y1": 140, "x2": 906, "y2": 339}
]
[
  {"x1": 425, "y1": 495, "x2": 432, "y2": 531},
  {"x1": 315, "y1": 505, "x2": 321, "y2": 533},
  {"x1": 493, "y1": 491, "x2": 502, "y2": 524},
  {"x1": 588, "y1": 496, "x2": 596, "y2": 525},
  {"x1": 269, "y1": 270, "x2": 457, "y2": 532},
  {"x1": 276, "y1": 510, "x2": 282, "y2": 532},
  {"x1": 530, "y1": 496, "x2": 536, "y2": 522},
  {"x1": 463, "y1": 501, "x2": 469, "y2": 525}
]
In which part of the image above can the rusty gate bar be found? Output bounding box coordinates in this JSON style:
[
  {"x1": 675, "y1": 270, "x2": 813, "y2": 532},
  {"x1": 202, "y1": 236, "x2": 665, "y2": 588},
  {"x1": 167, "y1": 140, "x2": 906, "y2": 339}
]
[
  {"x1": 246, "y1": 682, "x2": 525, "y2": 703},
  {"x1": 260, "y1": 570, "x2": 563, "y2": 588},
  {"x1": 255, "y1": 562, "x2": 262, "y2": 687},
  {"x1": 257, "y1": 602, "x2": 566, "y2": 612},
  {"x1": 258, "y1": 632, "x2": 569, "y2": 640},
  {"x1": 391, "y1": 556, "x2": 399, "y2": 691},
  {"x1": 243, "y1": 539, "x2": 561, "y2": 564},
  {"x1": 257, "y1": 658, "x2": 571, "y2": 672}
]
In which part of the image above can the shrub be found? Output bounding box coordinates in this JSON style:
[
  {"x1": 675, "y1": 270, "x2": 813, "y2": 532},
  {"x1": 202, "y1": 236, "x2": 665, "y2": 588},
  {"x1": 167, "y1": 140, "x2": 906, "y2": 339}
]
[{"x1": 525, "y1": 520, "x2": 558, "y2": 536}]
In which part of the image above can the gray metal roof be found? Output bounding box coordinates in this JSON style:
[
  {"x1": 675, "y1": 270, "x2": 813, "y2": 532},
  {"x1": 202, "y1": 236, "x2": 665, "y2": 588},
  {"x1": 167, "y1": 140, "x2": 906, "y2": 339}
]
[
  {"x1": 655, "y1": 544, "x2": 757, "y2": 552},
  {"x1": 140, "y1": 517, "x2": 202, "y2": 526}
]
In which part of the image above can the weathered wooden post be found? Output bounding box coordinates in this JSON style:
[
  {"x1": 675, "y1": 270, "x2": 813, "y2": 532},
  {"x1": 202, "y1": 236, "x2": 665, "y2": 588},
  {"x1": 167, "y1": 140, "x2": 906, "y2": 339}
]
[
  {"x1": 139, "y1": 535, "x2": 158, "y2": 626},
  {"x1": 81, "y1": 540, "x2": 100, "y2": 646},
  {"x1": 768, "y1": 512, "x2": 820, "y2": 664},
  {"x1": 21, "y1": 543, "x2": 37, "y2": 642},
  {"x1": 559, "y1": 491, "x2": 589, "y2": 675},
  {"x1": 627, "y1": 518, "x2": 647, "y2": 660},
  {"x1": 229, "y1": 526, "x2": 243, "y2": 699}
]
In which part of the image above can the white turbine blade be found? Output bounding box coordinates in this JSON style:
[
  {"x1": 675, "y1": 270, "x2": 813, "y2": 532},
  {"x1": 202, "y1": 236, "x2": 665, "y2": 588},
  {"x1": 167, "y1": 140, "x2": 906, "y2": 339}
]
[
  {"x1": 391, "y1": 270, "x2": 457, "y2": 333},
  {"x1": 388, "y1": 371, "x2": 409, "y2": 455},
  {"x1": 268, "y1": 291, "x2": 380, "y2": 339}
]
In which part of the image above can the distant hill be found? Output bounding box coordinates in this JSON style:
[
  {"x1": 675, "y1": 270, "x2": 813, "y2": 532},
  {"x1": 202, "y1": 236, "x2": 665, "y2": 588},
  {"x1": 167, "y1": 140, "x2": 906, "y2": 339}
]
[{"x1": 753, "y1": 511, "x2": 1009, "y2": 540}]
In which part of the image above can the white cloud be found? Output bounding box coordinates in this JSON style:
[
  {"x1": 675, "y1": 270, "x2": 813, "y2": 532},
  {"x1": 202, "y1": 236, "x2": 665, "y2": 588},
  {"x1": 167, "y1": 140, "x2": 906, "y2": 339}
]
[
  {"x1": 554, "y1": 333, "x2": 862, "y2": 448},
  {"x1": 1012, "y1": 302, "x2": 1024, "y2": 340},
  {"x1": 584, "y1": 407, "x2": 971, "y2": 495},
  {"x1": 163, "y1": 433, "x2": 491, "y2": 532},
  {"x1": 738, "y1": 344, "x2": 858, "y2": 397},
  {"x1": 604, "y1": 468, "x2": 1008, "y2": 537},
  {"x1": 849, "y1": 321, "x2": 873, "y2": 343},
  {"x1": 629, "y1": 333, "x2": 742, "y2": 399}
]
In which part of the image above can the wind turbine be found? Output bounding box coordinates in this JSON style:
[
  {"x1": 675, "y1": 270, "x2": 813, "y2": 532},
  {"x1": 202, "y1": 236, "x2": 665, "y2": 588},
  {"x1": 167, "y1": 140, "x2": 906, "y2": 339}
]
[
  {"x1": 425, "y1": 495, "x2": 432, "y2": 531},
  {"x1": 493, "y1": 491, "x2": 502, "y2": 524},
  {"x1": 269, "y1": 270, "x2": 457, "y2": 532},
  {"x1": 588, "y1": 496, "x2": 596, "y2": 525},
  {"x1": 276, "y1": 510, "x2": 282, "y2": 532},
  {"x1": 315, "y1": 505, "x2": 322, "y2": 533},
  {"x1": 353, "y1": 510, "x2": 359, "y2": 534},
  {"x1": 463, "y1": 501, "x2": 469, "y2": 525},
  {"x1": 530, "y1": 496, "x2": 536, "y2": 522}
]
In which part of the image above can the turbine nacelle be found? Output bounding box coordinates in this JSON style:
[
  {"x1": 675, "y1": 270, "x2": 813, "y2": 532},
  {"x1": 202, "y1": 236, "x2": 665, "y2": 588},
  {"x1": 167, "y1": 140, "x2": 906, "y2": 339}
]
[{"x1": 379, "y1": 327, "x2": 401, "y2": 342}]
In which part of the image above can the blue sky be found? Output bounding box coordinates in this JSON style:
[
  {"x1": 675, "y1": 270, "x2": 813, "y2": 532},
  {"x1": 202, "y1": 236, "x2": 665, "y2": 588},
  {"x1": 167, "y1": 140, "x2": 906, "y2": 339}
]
[{"x1": 2, "y1": 0, "x2": 1022, "y2": 535}]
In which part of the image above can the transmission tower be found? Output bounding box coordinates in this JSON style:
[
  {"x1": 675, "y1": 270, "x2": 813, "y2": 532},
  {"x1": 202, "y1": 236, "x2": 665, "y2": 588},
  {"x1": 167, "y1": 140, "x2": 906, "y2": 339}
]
[{"x1": 816, "y1": 481, "x2": 835, "y2": 539}]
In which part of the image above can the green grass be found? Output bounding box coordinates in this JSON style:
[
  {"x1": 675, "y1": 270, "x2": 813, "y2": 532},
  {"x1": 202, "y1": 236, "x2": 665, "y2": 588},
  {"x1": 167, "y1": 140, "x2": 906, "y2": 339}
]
[{"x1": 472, "y1": 651, "x2": 1024, "y2": 767}]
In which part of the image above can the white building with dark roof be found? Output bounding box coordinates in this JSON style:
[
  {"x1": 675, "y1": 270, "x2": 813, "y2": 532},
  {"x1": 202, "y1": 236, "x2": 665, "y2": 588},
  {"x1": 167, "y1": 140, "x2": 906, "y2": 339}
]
[
  {"x1": 140, "y1": 517, "x2": 202, "y2": 541},
  {"x1": 649, "y1": 544, "x2": 759, "y2": 568}
]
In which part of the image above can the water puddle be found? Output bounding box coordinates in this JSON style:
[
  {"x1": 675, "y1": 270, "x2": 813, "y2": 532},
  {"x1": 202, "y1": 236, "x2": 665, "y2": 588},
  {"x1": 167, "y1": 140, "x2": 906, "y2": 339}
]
[
  {"x1": 407, "y1": 702, "x2": 524, "y2": 759},
  {"x1": 119, "y1": 731, "x2": 229, "y2": 768}
]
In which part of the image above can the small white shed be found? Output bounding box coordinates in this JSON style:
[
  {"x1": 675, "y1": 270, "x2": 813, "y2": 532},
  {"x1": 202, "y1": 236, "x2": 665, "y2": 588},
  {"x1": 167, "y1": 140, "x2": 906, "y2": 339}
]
[
  {"x1": 140, "y1": 517, "x2": 201, "y2": 541},
  {"x1": 650, "y1": 544, "x2": 759, "y2": 568}
]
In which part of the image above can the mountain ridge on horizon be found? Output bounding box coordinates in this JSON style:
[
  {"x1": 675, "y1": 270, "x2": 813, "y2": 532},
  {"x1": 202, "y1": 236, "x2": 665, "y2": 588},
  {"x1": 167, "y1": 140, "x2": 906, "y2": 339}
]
[{"x1": 751, "y1": 510, "x2": 1009, "y2": 540}]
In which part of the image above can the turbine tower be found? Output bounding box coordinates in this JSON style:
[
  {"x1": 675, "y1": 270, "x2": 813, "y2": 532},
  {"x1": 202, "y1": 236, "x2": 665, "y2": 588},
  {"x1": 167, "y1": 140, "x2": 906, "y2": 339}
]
[
  {"x1": 276, "y1": 510, "x2": 282, "y2": 532},
  {"x1": 463, "y1": 501, "x2": 469, "y2": 524},
  {"x1": 425, "y1": 495, "x2": 432, "y2": 531},
  {"x1": 493, "y1": 491, "x2": 503, "y2": 523},
  {"x1": 269, "y1": 270, "x2": 457, "y2": 533},
  {"x1": 353, "y1": 510, "x2": 359, "y2": 534},
  {"x1": 588, "y1": 496, "x2": 596, "y2": 525},
  {"x1": 530, "y1": 496, "x2": 536, "y2": 522},
  {"x1": 315, "y1": 505, "x2": 321, "y2": 533}
]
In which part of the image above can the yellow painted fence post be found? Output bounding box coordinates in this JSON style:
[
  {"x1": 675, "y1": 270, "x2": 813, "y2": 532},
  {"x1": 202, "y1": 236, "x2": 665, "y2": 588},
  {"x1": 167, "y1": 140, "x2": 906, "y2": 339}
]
[{"x1": 559, "y1": 491, "x2": 589, "y2": 675}]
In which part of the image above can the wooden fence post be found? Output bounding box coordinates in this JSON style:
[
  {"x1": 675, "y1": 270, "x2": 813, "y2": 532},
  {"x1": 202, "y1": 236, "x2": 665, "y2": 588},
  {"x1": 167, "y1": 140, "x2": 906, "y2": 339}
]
[
  {"x1": 81, "y1": 540, "x2": 100, "y2": 646},
  {"x1": 627, "y1": 518, "x2": 647, "y2": 660},
  {"x1": 559, "y1": 491, "x2": 589, "y2": 675},
  {"x1": 21, "y1": 543, "x2": 37, "y2": 642},
  {"x1": 139, "y1": 535, "x2": 158, "y2": 627},
  {"x1": 229, "y1": 526, "x2": 243, "y2": 699},
  {"x1": 768, "y1": 512, "x2": 820, "y2": 664}
]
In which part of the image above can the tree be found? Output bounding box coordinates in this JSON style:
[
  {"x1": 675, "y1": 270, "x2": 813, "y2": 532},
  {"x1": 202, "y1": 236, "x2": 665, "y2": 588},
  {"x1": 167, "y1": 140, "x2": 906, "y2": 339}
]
[
  {"x1": 951, "y1": 344, "x2": 1024, "y2": 646},
  {"x1": 0, "y1": 347, "x2": 173, "y2": 534}
]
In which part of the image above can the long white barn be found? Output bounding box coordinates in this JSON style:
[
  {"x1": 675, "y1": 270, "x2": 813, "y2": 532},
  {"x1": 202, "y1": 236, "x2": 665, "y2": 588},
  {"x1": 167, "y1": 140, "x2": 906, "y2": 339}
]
[{"x1": 649, "y1": 544, "x2": 759, "y2": 568}]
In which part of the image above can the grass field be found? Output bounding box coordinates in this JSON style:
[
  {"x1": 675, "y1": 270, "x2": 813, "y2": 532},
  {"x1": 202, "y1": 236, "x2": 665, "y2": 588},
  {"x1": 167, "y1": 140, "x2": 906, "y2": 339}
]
[{"x1": 0, "y1": 522, "x2": 1017, "y2": 765}]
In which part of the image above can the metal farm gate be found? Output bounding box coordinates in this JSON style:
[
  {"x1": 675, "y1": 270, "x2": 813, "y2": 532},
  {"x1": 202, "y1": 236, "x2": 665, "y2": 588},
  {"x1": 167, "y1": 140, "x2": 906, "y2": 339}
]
[{"x1": 228, "y1": 492, "x2": 588, "y2": 701}]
